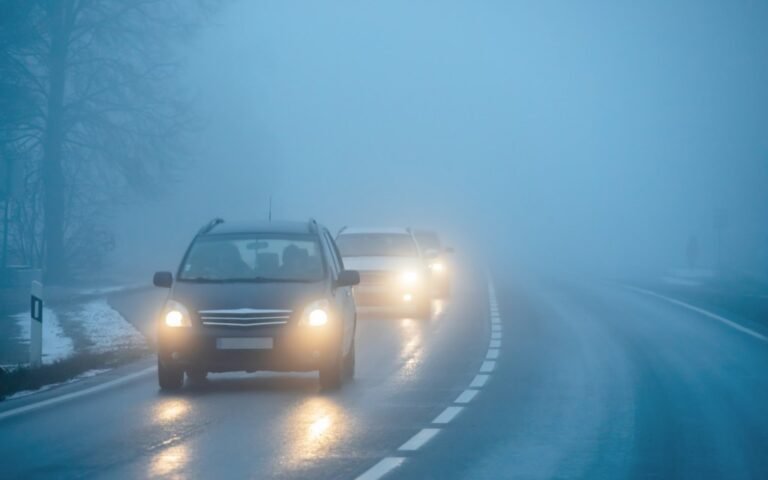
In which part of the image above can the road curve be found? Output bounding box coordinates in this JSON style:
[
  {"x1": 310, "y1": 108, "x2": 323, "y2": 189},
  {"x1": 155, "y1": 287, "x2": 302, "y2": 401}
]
[
  {"x1": 1, "y1": 272, "x2": 767, "y2": 479},
  {"x1": 0, "y1": 270, "x2": 491, "y2": 479},
  {"x1": 395, "y1": 276, "x2": 768, "y2": 480}
]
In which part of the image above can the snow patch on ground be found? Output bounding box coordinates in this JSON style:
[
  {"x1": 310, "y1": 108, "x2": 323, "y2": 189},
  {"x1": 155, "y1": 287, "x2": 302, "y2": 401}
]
[
  {"x1": 73, "y1": 299, "x2": 145, "y2": 351},
  {"x1": 76, "y1": 284, "x2": 145, "y2": 296},
  {"x1": 13, "y1": 308, "x2": 74, "y2": 364},
  {"x1": 6, "y1": 369, "x2": 111, "y2": 400},
  {"x1": 10, "y1": 298, "x2": 144, "y2": 364}
]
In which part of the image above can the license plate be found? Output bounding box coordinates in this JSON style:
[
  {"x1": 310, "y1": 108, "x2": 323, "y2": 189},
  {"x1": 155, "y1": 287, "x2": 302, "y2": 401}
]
[{"x1": 216, "y1": 337, "x2": 273, "y2": 350}]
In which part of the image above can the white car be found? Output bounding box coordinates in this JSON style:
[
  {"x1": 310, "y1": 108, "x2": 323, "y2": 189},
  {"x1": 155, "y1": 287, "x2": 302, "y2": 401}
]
[{"x1": 336, "y1": 227, "x2": 431, "y2": 317}]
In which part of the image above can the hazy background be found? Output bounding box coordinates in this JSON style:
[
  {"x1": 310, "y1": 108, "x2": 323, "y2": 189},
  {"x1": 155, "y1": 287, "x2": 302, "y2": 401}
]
[{"x1": 109, "y1": 0, "x2": 768, "y2": 279}]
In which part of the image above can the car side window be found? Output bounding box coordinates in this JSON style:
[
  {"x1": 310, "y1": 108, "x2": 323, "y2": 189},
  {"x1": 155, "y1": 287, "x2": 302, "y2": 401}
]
[
  {"x1": 328, "y1": 234, "x2": 346, "y2": 270},
  {"x1": 320, "y1": 230, "x2": 341, "y2": 276},
  {"x1": 323, "y1": 230, "x2": 344, "y2": 273}
]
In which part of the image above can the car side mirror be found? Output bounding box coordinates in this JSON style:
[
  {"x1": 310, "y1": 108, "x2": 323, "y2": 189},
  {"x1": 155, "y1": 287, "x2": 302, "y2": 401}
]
[
  {"x1": 153, "y1": 271, "x2": 173, "y2": 288},
  {"x1": 336, "y1": 270, "x2": 360, "y2": 288}
]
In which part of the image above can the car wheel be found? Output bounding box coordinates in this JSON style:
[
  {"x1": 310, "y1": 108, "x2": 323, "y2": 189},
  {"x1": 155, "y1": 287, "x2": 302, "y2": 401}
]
[
  {"x1": 319, "y1": 344, "x2": 343, "y2": 391},
  {"x1": 186, "y1": 367, "x2": 208, "y2": 384},
  {"x1": 158, "y1": 358, "x2": 184, "y2": 391},
  {"x1": 343, "y1": 339, "x2": 356, "y2": 380}
]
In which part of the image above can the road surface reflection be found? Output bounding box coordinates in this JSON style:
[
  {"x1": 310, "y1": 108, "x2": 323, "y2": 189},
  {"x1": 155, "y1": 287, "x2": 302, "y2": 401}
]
[{"x1": 281, "y1": 397, "x2": 348, "y2": 469}]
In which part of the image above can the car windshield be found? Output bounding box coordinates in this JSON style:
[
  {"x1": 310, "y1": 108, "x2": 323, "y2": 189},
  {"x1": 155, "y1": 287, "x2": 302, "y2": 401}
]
[
  {"x1": 336, "y1": 233, "x2": 418, "y2": 257},
  {"x1": 178, "y1": 234, "x2": 325, "y2": 282},
  {"x1": 414, "y1": 231, "x2": 441, "y2": 251}
]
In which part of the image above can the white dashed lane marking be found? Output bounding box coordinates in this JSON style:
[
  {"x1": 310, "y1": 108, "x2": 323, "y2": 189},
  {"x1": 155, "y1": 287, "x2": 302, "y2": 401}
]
[
  {"x1": 433, "y1": 406, "x2": 464, "y2": 424},
  {"x1": 470, "y1": 374, "x2": 489, "y2": 388},
  {"x1": 355, "y1": 278, "x2": 503, "y2": 479},
  {"x1": 479, "y1": 360, "x2": 496, "y2": 373},
  {"x1": 455, "y1": 389, "x2": 479, "y2": 404},
  {"x1": 399, "y1": 428, "x2": 441, "y2": 451},
  {"x1": 355, "y1": 457, "x2": 406, "y2": 480}
]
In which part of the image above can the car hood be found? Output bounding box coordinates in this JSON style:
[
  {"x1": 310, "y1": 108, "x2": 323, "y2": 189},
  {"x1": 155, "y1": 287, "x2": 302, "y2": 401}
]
[
  {"x1": 170, "y1": 280, "x2": 328, "y2": 313},
  {"x1": 342, "y1": 256, "x2": 424, "y2": 272}
]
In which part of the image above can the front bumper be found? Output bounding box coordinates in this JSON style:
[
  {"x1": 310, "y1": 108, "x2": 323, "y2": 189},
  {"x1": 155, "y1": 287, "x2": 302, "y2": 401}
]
[
  {"x1": 353, "y1": 284, "x2": 428, "y2": 307},
  {"x1": 157, "y1": 323, "x2": 338, "y2": 373}
]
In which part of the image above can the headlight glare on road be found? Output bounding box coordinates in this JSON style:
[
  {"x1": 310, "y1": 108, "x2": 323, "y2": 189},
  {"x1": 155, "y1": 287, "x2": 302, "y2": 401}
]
[
  {"x1": 163, "y1": 300, "x2": 191, "y2": 327},
  {"x1": 301, "y1": 299, "x2": 331, "y2": 327}
]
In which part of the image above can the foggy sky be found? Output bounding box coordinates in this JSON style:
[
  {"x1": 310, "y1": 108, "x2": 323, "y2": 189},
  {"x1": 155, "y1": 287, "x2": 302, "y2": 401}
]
[{"x1": 110, "y1": 0, "x2": 768, "y2": 279}]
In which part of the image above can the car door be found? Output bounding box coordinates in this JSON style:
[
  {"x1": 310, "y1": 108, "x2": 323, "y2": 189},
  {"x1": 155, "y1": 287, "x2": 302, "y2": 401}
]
[{"x1": 323, "y1": 229, "x2": 355, "y2": 353}]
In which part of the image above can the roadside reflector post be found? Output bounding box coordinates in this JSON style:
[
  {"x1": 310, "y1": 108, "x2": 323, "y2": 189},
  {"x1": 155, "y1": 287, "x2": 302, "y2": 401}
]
[{"x1": 30, "y1": 280, "x2": 43, "y2": 367}]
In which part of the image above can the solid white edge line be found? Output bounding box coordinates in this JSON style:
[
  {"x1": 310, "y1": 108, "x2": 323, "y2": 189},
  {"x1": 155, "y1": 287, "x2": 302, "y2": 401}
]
[
  {"x1": 399, "y1": 428, "x2": 441, "y2": 451},
  {"x1": 455, "y1": 389, "x2": 479, "y2": 404},
  {"x1": 628, "y1": 286, "x2": 768, "y2": 343},
  {"x1": 486, "y1": 349, "x2": 500, "y2": 359},
  {"x1": 489, "y1": 339, "x2": 501, "y2": 348},
  {"x1": 0, "y1": 366, "x2": 156, "y2": 422},
  {"x1": 480, "y1": 361, "x2": 496, "y2": 373},
  {"x1": 355, "y1": 457, "x2": 406, "y2": 480},
  {"x1": 433, "y1": 406, "x2": 464, "y2": 424},
  {"x1": 470, "y1": 374, "x2": 489, "y2": 388}
]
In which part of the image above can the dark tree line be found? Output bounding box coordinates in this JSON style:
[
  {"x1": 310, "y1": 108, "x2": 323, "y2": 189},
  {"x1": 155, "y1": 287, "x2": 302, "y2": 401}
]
[{"x1": 0, "y1": 0, "x2": 217, "y2": 282}]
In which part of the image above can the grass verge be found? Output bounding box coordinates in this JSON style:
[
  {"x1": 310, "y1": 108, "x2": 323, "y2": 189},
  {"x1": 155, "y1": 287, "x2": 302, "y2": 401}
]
[{"x1": 0, "y1": 347, "x2": 150, "y2": 401}]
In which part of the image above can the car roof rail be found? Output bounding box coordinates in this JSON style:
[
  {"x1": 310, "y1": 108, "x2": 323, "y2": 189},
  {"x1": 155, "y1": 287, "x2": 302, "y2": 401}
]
[
  {"x1": 308, "y1": 217, "x2": 319, "y2": 233},
  {"x1": 198, "y1": 217, "x2": 224, "y2": 235},
  {"x1": 337, "y1": 226, "x2": 347, "y2": 236}
]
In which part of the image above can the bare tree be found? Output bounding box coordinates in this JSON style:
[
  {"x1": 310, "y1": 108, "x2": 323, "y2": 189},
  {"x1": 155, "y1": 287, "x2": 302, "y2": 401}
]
[{"x1": 1, "y1": 0, "x2": 217, "y2": 282}]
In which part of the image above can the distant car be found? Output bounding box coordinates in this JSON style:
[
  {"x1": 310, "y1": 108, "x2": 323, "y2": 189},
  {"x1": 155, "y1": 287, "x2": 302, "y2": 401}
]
[
  {"x1": 413, "y1": 229, "x2": 454, "y2": 297},
  {"x1": 152, "y1": 218, "x2": 359, "y2": 391},
  {"x1": 335, "y1": 227, "x2": 431, "y2": 317}
]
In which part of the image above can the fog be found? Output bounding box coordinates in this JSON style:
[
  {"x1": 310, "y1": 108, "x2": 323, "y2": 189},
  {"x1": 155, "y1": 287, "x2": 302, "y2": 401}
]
[{"x1": 109, "y1": 1, "x2": 768, "y2": 280}]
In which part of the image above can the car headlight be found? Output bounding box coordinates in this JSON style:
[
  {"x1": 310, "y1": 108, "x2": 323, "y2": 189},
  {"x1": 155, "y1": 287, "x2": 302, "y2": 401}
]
[
  {"x1": 400, "y1": 271, "x2": 421, "y2": 286},
  {"x1": 163, "y1": 300, "x2": 192, "y2": 327},
  {"x1": 300, "y1": 299, "x2": 331, "y2": 327}
]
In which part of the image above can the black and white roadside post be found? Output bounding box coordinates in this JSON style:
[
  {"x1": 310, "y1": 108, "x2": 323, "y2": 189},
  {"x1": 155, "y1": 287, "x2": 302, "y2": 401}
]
[{"x1": 30, "y1": 280, "x2": 43, "y2": 366}]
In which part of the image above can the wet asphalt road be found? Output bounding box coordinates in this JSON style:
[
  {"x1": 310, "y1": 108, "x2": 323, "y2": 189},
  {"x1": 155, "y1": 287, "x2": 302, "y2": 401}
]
[{"x1": 1, "y1": 270, "x2": 767, "y2": 479}]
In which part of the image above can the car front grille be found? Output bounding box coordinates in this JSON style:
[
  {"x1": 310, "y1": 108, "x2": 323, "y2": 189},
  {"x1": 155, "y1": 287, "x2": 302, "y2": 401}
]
[{"x1": 198, "y1": 309, "x2": 292, "y2": 327}]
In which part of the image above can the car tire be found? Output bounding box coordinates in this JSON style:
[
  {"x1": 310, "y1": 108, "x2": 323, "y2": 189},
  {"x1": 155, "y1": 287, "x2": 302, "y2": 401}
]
[
  {"x1": 158, "y1": 359, "x2": 184, "y2": 391},
  {"x1": 319, "y1": 344, "x2": 343, "y2": 391},
  {"x1": 343, "y1": 339, "x2": 356, "y2": 380},
  {"x1": 186, "y1": 367, "x2": 208, "y2": 384}
]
